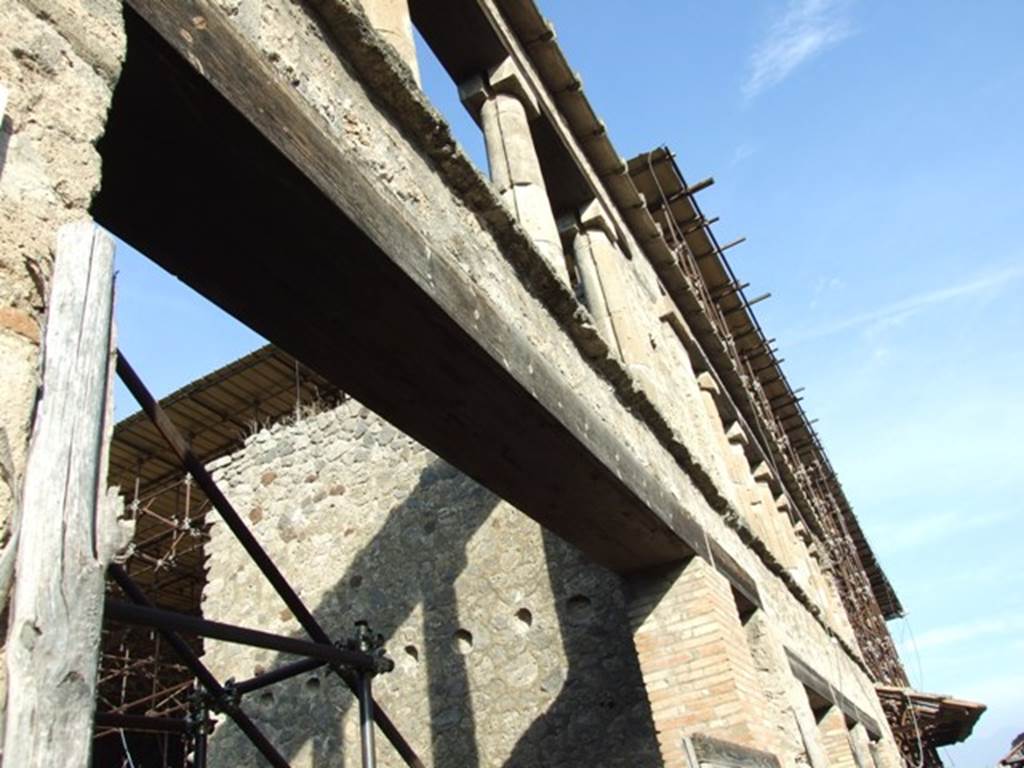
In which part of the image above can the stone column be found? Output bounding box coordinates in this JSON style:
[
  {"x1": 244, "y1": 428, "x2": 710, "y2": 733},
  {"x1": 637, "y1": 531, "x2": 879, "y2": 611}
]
[
  {"x1": 461, "y1": 59, "x2": 565, "y2": 281},
  {"x1": 627, "y1": 557, "x2": 774, "y2": 767},
  {"x1": 359, "y1": 0, "x2": 420, "y2": 84},
  {"x1": 743, "y1": 611, "x2": 809, "y2": 766},
  {"x1": 818, "y1": 706, "x2": 859, "y2": 768},
  {"x1": 789, "y1": 688, "x2": 831, "y2": 768},
  {"x1": 848, "y1": 723, "x2": 876, "y2": 768},
  {"x1": 569, "y1": 220, "x2": 621, "y2": 356}
]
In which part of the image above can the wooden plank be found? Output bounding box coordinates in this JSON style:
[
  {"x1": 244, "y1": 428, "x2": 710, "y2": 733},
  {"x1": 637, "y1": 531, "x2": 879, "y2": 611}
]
[
  {"x1": 786, "y1": 649, "x2": 882, "y2": 738},
  {"x1": 2, "y1": 221, "x2": 130, "y2": 767},
  {"x1": 96, "y1": 0, "x2": 717, "y2": 574}
]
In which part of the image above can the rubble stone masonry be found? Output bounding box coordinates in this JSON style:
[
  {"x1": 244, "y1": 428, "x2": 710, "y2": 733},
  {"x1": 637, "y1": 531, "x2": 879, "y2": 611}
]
[{"x1": 204, "y1": 400, "x2": 663, "y2": 767}]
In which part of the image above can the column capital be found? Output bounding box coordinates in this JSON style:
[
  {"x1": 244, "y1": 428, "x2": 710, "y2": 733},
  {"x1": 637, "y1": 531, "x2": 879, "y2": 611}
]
[
  {"x1": 459, "y1": 57, "x2": 540, "y2": 120},
  {"x1": 577, "y1": 199, "x2": 617, "y2": 241}
]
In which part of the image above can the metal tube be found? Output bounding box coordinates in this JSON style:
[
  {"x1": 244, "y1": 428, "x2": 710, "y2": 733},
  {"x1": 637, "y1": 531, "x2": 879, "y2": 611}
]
[
  {"x1": 194, "y1": 703, "x2": 208, "y2": 768},
  {"x1": 358, "y1": 672, "x2": 377, "y2": 768},
  {"x1": 115, "y1": 353, "x2": 426, "y2": 767},
  {"x1": 116, "y1": 352, "x2": 328, "y2": 644},
  {"x1": 235, "y1": 657, "x2": 329, "y2": 696},
  {"x1": 105, "y1": 599, "x2": 377, "y2": 671},
  {"x1": 107, "y1": 565, "x2": 291, "y2": 768}
]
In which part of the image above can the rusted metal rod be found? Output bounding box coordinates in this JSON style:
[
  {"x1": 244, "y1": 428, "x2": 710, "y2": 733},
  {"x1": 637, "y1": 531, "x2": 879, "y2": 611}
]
[
  {"x1": 719, "y1": 237, "x2": 747, "y2": 252},
  {"x1": 94, "y1": 713, "x2": 188, "y2": 734},
  {"x1": 723, "y1": 293, "x2": 771, "y2": 316},
  {"x1": 648, "y1": 176, "x2": 715, "y2": 212},
  {"x1": 683, "y1": 215, "x2": 720, "y2": 234}
]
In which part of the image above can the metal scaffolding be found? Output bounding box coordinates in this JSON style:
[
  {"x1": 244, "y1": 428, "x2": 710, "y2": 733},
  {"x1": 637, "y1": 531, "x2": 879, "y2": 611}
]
[{"x1": 95, "y1": 352, "x2": 424, "y2": 768}]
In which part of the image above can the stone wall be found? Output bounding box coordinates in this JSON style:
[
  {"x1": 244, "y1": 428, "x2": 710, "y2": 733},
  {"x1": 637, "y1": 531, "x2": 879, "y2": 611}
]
[
  {"x1": 0, "y1": 0, "x2": 124, "y2": 720},
  {"x1": 145, "y1": 2, "x2": 900, "y2": 764},
  {"x1": 203, "y1": 399, "x2": 662, "y2": 767},
  {"x1": 0, "y1": 2, "x2": 906, "y2": 764}
]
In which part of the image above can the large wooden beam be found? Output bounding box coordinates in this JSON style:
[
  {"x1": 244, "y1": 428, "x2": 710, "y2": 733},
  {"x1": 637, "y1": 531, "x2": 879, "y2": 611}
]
[
  {"x1": 2, "y1": 221, "x2": 129, "y2": 768},
  {"x1": 92, "y1": 1, "x2": 731, "y2": 576}
]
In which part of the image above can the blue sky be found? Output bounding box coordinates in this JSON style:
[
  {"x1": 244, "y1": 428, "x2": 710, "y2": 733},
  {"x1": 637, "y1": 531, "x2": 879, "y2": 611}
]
[{"x1": 113, "y1": 1, "x2": 1023, "y2": 765}]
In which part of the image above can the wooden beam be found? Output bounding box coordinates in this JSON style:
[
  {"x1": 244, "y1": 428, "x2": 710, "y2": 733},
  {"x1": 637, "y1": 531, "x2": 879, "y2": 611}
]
[
  {"x1": 2, "y1": 221, "x2": 130, "y2": 767},
  {"x1": 94, "y1": 1, "x2": 720, "y2": 573}
]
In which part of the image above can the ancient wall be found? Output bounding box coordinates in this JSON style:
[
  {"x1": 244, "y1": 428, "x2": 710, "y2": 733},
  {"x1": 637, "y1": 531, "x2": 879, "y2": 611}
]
[
  {"x1": 0, "y1": 0, "x2": 125, "y2": 719},
  {"x1": 138, "y1": 1, "x2": 902, "y2": 764},
  {"x1": 0, "y1": 1, "x2": 910, "y2": 764},
  {"x1": 203, "y1": 399, "x2": 662, "y2": 767}
]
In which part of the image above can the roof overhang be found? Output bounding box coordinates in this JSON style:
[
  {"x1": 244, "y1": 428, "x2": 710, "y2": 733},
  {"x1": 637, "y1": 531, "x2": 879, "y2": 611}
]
[{"x1": 877, "y1": 685, "x2": 986, "y2": 747}]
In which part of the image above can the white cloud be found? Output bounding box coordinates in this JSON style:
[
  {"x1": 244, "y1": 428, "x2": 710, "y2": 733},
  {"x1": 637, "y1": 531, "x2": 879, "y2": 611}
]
[
  {"x1": 903, "y1": 616, "x2": 1024, "y2": 653},
  {"x1": 744, "y1": 0, "x2": 855, "y2": 100},
  {"x1": 731, "y1": 142, "x2": 757, "y2": 166},
  {"x1": 809, "y1": 275, "x2": 843, "y2": 309},
  {"x1": 789, "y1": 265, "x2": 1024, "y2": 345},
  {"x1": 871, "y1": 507, "x2": 1015, "y2": 555}
]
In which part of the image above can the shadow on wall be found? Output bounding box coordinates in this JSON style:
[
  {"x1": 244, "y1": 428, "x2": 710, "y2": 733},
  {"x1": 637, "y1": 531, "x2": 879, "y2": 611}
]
[
  {"x1": 208, "y1": 456, "x2": 660, "y2": 767},
  {"x1": 502, "y1": 531, "x2": 663, "y2": 768}
]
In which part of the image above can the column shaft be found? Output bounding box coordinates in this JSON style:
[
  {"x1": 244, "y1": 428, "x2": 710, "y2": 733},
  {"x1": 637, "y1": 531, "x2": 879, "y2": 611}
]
[
  {"x1": 819, "y1": 706, "x2": 859, "y2": 768},
  {"x1": 359, "y1": 0, "x2": 420, "y2": 84},
  {"x1": 479, "y1": 93, "x2": 565, "y2": 279},
  {"x1": 628, "y1": 558, "x2": 774, "y2": 766},
  {"x1": 572, "y1": 228, "x2": 621, "y2": 355}
]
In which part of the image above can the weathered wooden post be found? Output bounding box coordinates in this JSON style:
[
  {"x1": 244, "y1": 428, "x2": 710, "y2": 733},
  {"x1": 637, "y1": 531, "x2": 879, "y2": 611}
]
[{"x1": 2, "y1": 220, "x2": 130, "y2": 767}]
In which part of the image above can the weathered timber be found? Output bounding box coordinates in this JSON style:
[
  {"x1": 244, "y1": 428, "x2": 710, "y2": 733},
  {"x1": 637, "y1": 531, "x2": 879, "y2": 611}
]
[
  {"x1": 2, "y1": 221, "x2": 130, "y2": 768},
  {"x1": 93, "y1": 1, "x2": 727, "y2": 575}
]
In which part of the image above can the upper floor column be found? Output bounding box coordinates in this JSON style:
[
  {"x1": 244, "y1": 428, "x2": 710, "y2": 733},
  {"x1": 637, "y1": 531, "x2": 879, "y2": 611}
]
[
  {"x1": 358, "y1": 0, "x2": 421, "y2": 84},
  {"x1": 461, "y1": 59, "x2": 566, "y2": 281}
]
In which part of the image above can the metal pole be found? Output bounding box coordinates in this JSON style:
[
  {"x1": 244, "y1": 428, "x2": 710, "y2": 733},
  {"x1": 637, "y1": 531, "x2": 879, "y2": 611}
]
[
  {"x1": 104, "y1": 599, "x2": 379, "y2": 671},
  {"x1": 115, "y1": 353, "x2": 426, "y2": 768},
  {"x1": 93, "y1": 713, "x2": 188, "y2": 734},
  {"x1": 192, "y1": 699, "x2": 208, "y2": 768},
  {"x1": 234, "y1": 657, "x2": 328, "y2": 696},
  {"x1": 107, "y1": 566, "x2": 291, "y2": 768},
  {"x1": 357, "y1": 671, "x2": 377, "y2": 768}
]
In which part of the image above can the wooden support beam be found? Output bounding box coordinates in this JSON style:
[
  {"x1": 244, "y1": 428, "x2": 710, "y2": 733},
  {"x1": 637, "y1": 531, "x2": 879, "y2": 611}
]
[
  {"x1": 92, "y1": 1, "x2": 726, "y2": 575},
  {"x1": 2, "y1": 221, "x2": 131, "y2": 768}
]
